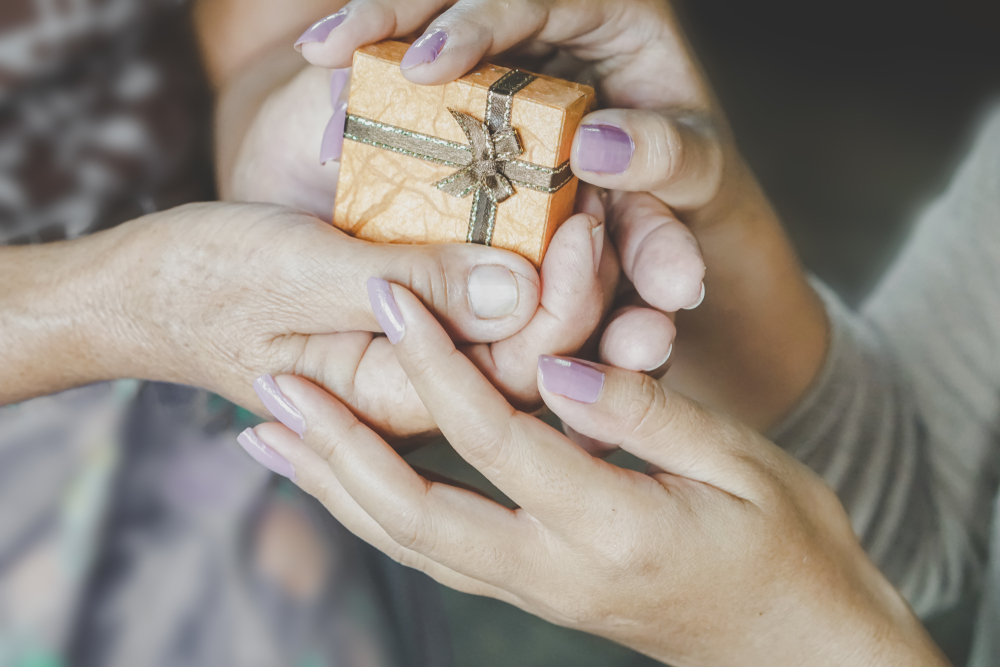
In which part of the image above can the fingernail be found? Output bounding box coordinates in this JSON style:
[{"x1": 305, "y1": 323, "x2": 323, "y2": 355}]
[
  {"x1": 400, "y1": 30, "x2": 447, "y2": 70},
  {"x1": 253, "y1": 374, "x2": 306, "y2": 438},
  {"x1": 238, "y1": 428, "x2": 296, "y2": 480},
  {"x1": 644, "y1": 344, "x2": 673, "y2": 372},
  {"x1": 683, "y1": 283, "x2": 706, "y2": 310},
  {"x1": 295, "y1": 10, "x2": 347, "y2": 48},
  {"x1": 577, "y1": 124, "x2": 634, "y2": 174},
  {"x1": 591, "y1": 223, "x2": 604, "y2": 273},
  {"x1": 538, "y1": 355, "x2": 605, "y2": 404},
  {"x1": 367, "y1": 277, "x2": 405, "y2": 344},
  {"x1": 320, "y1": 101, "x2": 348, "y2": 164},
  {"x1": 467, "y1": 265, "x2": 518, "y2": 319}
]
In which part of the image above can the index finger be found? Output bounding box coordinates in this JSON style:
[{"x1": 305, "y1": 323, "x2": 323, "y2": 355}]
[
  {"x1": 368, "y1": 277, "x2": 614, "y2": 527},
  {"x1": 539, "y1": 357, "x2": 780, "y2": 503}
]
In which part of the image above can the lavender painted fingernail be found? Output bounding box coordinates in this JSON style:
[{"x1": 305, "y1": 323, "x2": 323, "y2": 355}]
[
  {"x1": 577, "y1": 124, "x2": 635, "y2": 174},
  {"x1": 538, "y1": 355, "x2": 605, "y2": 404},
  {"x1": 253, "y1": 374, "x2": 306, "y2": 438},
  {"x1": 367, "y1": 277, "x2": 405, "y2": 344},
  {"x1": 237, "y1": 428, "x2": 296, "y2": 480},
  {"x1": 320, "y1": 101, "x2": 348, "y2": 164},
  {"x1": 295, "y1": 10, "x2": 347, "y2": 48},
  {"x1": 400, "y1": 30, "x2": 447, "y2": 70}
]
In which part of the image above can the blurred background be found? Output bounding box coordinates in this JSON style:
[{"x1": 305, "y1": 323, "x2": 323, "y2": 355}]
[{"x1": 2, "y1": 0, "x2": 1000, "y2": 665}]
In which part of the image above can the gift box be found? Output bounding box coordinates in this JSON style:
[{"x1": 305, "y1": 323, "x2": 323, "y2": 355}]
[{"x1": 333, "y1": 41, "x2": 595, "y2": 266}]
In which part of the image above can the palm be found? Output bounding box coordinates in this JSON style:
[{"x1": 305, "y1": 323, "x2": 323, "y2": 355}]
[{"x1": 231, "y1": 65, "x2": 339, "y2": 220}]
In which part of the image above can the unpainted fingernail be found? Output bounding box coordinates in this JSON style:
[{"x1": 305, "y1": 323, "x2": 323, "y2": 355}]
[
  {"x1": 253, "y1": 374, "x2": 306, "y2": 438},
  {"x1": 320, "y1": 100, "x2": 348, "y2": 164},
  {"x1": 237, "y1": 428, "x2": 296, "y2": 480},
  {"x1": 295, "y1": 9, "x2": 347, "y2": 48},
  {"x1": 591, "y1": 223, "x2": 604, "y2": 273},
  {"x1": 577, "y1": 124, "x2": 634, "y2": 174},
  {"x1": 400, "y1": 30, "x2": 447, "y2": 70},
  {"x1": 367, "y1": 277, "x2": 405, "y2": 344},
  {"x1": 683, "y1": 283, "x2": 706, "y2": 310},
  {"x1": 644, "y1": 344, "x2": 673, "y2": 372},
  {"x1": 538, "y1": 355, "x2": 605, "y2": 404},
  {"x1": 467, "y1": 265, "x2": 519, "y2": 319}
]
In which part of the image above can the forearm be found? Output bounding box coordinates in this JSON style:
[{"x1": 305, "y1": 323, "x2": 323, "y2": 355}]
[
  {"x1": 192, "y1": 0, "x2": 334, "y2": 90},
  {"x1": 0, "y1": 227, "x2": 141, "y2": 405},
  {"x1": 669, "y1": 157, "x2": 830, "y2": 432}
]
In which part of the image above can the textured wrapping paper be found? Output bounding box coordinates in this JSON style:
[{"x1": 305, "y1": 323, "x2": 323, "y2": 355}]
[{"x1": 333, "y1": 41, "x2": 595, "y2": 266}]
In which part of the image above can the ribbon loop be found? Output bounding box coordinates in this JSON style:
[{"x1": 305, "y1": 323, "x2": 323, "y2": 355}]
[{"x1": 433, "y1": 109, "x2": 520, "y2": 204}]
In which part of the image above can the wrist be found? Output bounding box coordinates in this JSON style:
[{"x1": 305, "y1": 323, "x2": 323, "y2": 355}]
[
  {"x1": 670, "y1": 154, "x2": 831, "y2": 431},
  {"x1": 0, "y1": 224, "x2": 144, "y2": 403}
]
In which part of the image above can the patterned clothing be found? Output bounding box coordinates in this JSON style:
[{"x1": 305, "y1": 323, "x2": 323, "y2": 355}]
[{"x1": 0, "y1": 2, "x2": 451, "y2": 666}]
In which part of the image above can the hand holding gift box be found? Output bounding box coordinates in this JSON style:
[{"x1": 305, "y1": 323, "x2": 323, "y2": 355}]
[{"x1": 334, "y1": 41, "x2": 594, "y2": 266}]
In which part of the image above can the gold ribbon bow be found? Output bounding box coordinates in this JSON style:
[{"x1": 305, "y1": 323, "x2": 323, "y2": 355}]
[{"x1": 432, "y1": 109, "x2": 523, "y2": 203}]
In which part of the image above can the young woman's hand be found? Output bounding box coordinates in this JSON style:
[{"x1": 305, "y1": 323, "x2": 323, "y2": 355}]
[
  {"x1": 245, "y1": 281, "x2": 948, "y2": 666},
  {"x1": 2, "y1": 201, "x2": 617, "y2": 442},
  {"x1": 295, "y1": 0, "x2": 829, "y2": 429}
]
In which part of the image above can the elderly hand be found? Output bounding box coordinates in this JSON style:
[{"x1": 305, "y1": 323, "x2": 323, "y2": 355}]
[
  {"x1": 56, "y1": 200, "x2": 615, "y2": 441},
  {"x1": 241, "y1": 279, "x2": 947, "y2": 666}
]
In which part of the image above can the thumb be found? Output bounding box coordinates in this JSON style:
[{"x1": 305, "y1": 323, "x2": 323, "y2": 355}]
[
  {"x1": 306, "y1": 229, "x2": 542, "y2": 344},
  {"x1": 571, "y1": 108, "x2": 724, "y2": 211},
  {"x1": 537, "y1": 356, "x2": 773, "y2": 500}
]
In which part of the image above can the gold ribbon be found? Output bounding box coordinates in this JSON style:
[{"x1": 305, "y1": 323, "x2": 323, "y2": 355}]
[{"x1": 343, "y1": 70, "x2": 573, "y2": 246}]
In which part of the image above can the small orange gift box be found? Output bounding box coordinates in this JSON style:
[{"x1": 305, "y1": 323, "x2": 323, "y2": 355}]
[{"x1": 333, "y1": 41, "x2": 595, "y2": 266}]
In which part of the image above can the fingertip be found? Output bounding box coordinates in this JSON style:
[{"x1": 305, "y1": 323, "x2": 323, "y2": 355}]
[
  {"x1": 599, "y1": 307, "x2": 676, "y2": 373},
  {"x1": 572, "y1": 122, "x2": 635, "y2": 177},
  {"x1": 683, "y1": 282, "x2": 706, "y2": 310},
  {"x1": 400, "y1": 29, "x2": 448, "y2": 71},
  {"x1": 398, "y1": 24, "x2": 493, "y2": 86},
  {"x1": 612, "y1": 194, "x2": 706, "y2": 313},
  {"x1": 294, "y1": 10, "x2": 348, "y2": 50}
]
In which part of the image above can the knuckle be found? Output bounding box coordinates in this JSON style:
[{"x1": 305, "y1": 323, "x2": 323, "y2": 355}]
[
  {"x1": 555, "y1": 588, "x2": 614, "y2": 630},
  {"x1": 649, "y1": 114, "x2": 686, "y2": 188},
  {"x1": 368, "y1": 1, "x2": 402, "y2": 34},
  {"x1": 453, "y1": 411, "x2": 519, "y2": 475},
  {"x1": 613, "y1": 373, "x2": 672, "y2": 439},
  {"x1": 313, "y1": 418, "x2": 365, "y2": 465},
  {"x1": 405, "y1": 250, "x2": 452, "y2": 319},
  {"x1": 385, "y1": 505, "x2": 435, "y2": 554}
]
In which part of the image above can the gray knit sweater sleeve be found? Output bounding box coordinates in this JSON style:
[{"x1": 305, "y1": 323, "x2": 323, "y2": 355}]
[{"x1": 769, "y1": 107, "x2": 1000, "y2": 617}]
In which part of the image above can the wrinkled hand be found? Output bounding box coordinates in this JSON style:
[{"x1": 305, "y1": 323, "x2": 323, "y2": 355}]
[
  {"x1": 247, "y1": 282, "x2": 947, "y2": 667},
  {"x1": 110, "y1": 200, "x2": 615, "y2": 440}
]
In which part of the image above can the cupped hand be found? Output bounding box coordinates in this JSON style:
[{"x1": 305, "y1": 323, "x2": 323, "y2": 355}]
[
  {"x1": 216, "y1": 55, "x2": 348, "y2": 220},
  {"x1": 295, "y1": 0, "x2": 735, "y2": 374},
  {"x1": 247, "y1": 282, "x2": 947, "y2": 667},
  {"x1": 110, "y1": 200, "x2": 616, "y2": 440}
]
